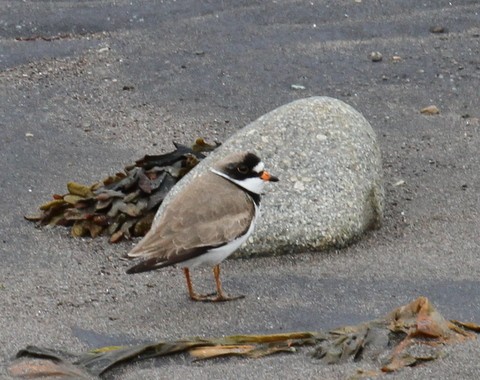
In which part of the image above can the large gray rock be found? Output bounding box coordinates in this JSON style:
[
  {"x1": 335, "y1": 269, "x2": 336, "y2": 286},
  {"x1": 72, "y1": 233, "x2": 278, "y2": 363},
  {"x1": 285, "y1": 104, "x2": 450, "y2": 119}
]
[{"x1": 156, "y1": 96, "x2": 384, "y2": 257}]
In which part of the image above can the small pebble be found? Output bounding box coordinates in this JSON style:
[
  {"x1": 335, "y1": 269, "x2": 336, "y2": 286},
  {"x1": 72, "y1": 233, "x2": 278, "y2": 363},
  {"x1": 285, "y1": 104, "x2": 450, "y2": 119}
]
[
  {"x1": 430, "y1": 26, "x2": 447, "y2": 34},
  {"x1": 370, "y1": 51, "x2": 383, "y2": 62},
  {"x1": 291, "y1": 84, "x2": 306, "y2": 90},
  {"x1": 420, "y1": 105, "x2": 440, "y2": 115}
]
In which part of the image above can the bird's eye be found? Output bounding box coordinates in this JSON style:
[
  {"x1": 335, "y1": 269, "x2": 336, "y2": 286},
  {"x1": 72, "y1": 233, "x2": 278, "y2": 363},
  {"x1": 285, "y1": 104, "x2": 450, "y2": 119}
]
[{"x1": 237, "y1": 164, "x2": 249, "y2": 174}]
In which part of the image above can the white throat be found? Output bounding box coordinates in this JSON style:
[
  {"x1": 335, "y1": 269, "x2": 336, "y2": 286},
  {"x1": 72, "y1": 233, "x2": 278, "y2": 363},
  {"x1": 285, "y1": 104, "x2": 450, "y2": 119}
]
[{"x1": 210, "y1": 168, "x2": 266, "y2": 194}]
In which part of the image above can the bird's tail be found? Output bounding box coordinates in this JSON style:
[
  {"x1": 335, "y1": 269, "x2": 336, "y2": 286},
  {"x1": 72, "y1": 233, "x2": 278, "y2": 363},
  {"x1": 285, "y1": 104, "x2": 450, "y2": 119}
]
[{"x1": 126, "y1": 257, "x2": 170, "y2": 274}]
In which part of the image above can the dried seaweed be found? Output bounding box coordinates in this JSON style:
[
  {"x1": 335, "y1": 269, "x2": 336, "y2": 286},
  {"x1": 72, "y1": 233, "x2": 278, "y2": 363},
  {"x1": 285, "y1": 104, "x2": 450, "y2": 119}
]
[
  {"x1": 8, "y1": 297, "x2": 480, "y2": 378},
  {"x1": 25, "y1": 139, "x2": 220, "y2": 243}
]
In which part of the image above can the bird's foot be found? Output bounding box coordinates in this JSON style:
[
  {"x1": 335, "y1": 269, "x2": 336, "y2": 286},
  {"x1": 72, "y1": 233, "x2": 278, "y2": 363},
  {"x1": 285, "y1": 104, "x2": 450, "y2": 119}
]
[
  {"x1": 210, "y1": 293, "x2": 245, "y2": 302},
  {"x1": 189, "y1": 292, "x2": 245, "y2": 302}
]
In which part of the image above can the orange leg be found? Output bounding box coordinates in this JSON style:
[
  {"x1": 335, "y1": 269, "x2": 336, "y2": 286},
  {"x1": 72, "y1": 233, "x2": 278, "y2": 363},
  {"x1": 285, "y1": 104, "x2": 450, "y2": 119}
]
[
  {"x1": 182, "y1": 266, "x2": 244, "y2": 302},
  {"x1": 183, "y1": 268, "x2": 198, "y2": 300},
  {"x1": 183, "y1": 268, "x2": 215, "y2": 301},
  {"x1": 211, "y1": 264, "x2": 245, "y2": 302}
]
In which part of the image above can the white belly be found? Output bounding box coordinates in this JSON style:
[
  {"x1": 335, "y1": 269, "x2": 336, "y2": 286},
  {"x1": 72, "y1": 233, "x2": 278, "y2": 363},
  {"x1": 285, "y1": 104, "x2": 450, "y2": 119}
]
[{"x1": 180, "y1": 204, "x2": 259, "y2": 269}]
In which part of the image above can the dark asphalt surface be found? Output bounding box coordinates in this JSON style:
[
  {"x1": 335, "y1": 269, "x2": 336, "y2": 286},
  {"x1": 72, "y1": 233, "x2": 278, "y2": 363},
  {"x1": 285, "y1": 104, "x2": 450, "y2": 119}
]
[{"x1": 1, "y1": 1, "x2": 480, "y2": 379}]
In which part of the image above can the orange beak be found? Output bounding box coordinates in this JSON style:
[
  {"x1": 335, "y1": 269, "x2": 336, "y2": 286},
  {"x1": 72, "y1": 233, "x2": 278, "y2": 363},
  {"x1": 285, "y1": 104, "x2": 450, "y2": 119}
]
[{"x1": 260, "y1": 171, "x2": 279, "y2": 182}]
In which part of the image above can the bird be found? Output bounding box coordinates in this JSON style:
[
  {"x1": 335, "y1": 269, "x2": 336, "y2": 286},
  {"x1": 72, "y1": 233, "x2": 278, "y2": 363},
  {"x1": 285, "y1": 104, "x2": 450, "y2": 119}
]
[{"x1": 125, "y1": 151, "x2": 279, "y2": 302}]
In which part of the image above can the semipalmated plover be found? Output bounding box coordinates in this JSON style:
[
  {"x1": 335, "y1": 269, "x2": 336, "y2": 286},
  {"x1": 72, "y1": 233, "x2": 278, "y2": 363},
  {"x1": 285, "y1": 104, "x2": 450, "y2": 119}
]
[{"x1": 126, "y1": 151, "x2": 278, "y2": 302}]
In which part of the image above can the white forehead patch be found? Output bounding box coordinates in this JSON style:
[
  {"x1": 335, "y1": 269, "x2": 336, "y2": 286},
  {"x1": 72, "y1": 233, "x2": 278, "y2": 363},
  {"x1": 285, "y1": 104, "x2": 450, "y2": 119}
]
[{"x1": 252, "y1": 161, "x2": 265, "y2": 173}]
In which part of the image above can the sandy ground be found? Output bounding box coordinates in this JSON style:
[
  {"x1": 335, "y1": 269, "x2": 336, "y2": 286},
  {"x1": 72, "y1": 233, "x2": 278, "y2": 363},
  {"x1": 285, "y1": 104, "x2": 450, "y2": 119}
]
[{"x1": 1, "y1": 1, "x2": 480, "y2": 379}]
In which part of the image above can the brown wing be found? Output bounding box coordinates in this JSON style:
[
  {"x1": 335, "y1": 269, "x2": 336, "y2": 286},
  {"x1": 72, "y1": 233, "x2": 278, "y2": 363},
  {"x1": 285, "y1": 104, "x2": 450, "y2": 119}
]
[{"x1": 126, "y1": 171, "x2": 255, "y2": 272}]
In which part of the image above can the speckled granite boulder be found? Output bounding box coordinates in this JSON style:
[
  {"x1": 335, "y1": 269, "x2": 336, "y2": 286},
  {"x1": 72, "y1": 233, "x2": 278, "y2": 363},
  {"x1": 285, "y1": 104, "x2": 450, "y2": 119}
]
[{"x1": 156, "y1": 96, "x2": 384, "y2": 257}]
